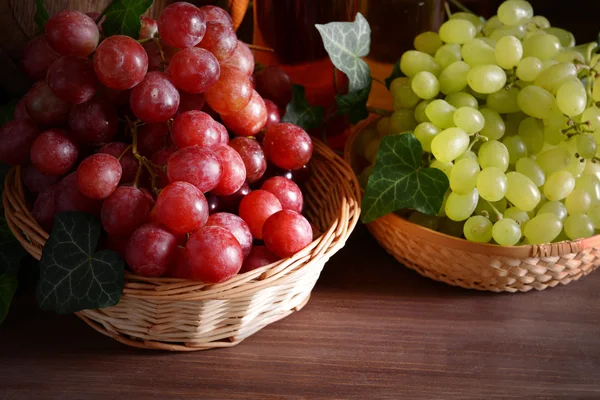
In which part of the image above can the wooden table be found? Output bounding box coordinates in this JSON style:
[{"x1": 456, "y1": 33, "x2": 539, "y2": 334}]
[{"x1": 1, "y1": 225, "x2": 599, "y2": 399}]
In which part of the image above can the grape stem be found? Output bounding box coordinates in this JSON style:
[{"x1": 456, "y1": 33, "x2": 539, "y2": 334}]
[
  {"x1": 367, "y1": 106, "x2": 393, "y2": 116},
  {"x1": 137, "y1": 37, "x2": 153, "y2": 44},
  {"x1": 467, "y1": 133, "x2": 487, "y2": 151},
  {"x1": 371, "y1": 77, "x2": 386, "y2": 87},
  {"x1": 444, "y1": 2, "x2": 452, "y2": 18},
  {"x1": 448, "y1": 0, "x2": 476, "y2": 15},
  {"x1": 246, "y1": 43, "x2": 275, "y2": 53},
  {"x1": 482, "y1": 199, "x2": 503, "y2": 222},
  {"x1": 127, "y1": 119, "x2": 160, "y2": 193}
]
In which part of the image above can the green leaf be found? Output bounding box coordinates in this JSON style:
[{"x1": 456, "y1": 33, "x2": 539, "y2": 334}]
[
  {"x1": 384, "y1": 59, "x2": 405, "y2": 89},
  {"x1": 0, "y1": 99, "x2": 17, "y2": 125},
  {"x1": 36, "y1": 212, "x2": 125, "y2": 314},
  {"x1": 101, "y1": 0, "x2": 154, "y2": 38},
  {"x1": 282, "y1": 85, "x2": 325, "y2": 131},
  {"x1": 336, "y1": 78, "x2": 371, "y2": 125},
  {"x1": 34, "y1": 0, "x2": 50, "y2": 31},
  {"x1": 0, "y1": 273, "x2": 17, "y2": 324},
  {"x1": 361, "y1": 133, "x2": 449, "y2": 223},
  {"x1": 316, "y1": 13, "x2": 371, "y2": 92}
]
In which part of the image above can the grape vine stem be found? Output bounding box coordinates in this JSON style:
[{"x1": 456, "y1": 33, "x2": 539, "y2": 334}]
[
  {"x1": 367, "y1": 106, "x2": 393, "y2": 116},
  {"x1": 448, "y1": 0, "x2": 476, "y2": 15},
  {"x1": 246, "y1": 43, "x2": 275, "y2": 53}
]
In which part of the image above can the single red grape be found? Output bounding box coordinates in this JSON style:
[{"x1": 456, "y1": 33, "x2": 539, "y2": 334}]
[
  {"x1": 211, "y1": 145, "x2": 246, "y2": 196},
  {"x1": 54, "y1": 172, "x2": 102, "y2": 215},
  {"x1": 99, "y1": 142, "x2": 139, "y2": 185},
  {"x1": 261, "y1": 176, "x2": 303, "y2": 213},
  {"x1": 47, "y1": 56, "x2": 98, "y2": 104},
  {"x1": 215, "y1": 121, "x2": 229, "y2": 144},
  {"x1": 69, "y1": 97, "x2": 118, "y2": 146},
  {"x1": 263, "y1": 123, "x2": 313, "y2": 170},
  {"x1": 178, "y1": 91, "x2": 205, "y2": 114},
  {"x1": 85, "y1": 12, "x2": 104, "y2": 33},
  {"x1": 167, "y1": 146, "x2": 222, "y2": 192},
  {"x1": 76, "y1": 153, "x2": 122, "y2": 199},
  {"x1": 22, "y1": 165, "x2": 59, "y2": 194},
  {"x1": 171, "y1": 110, "x2": 220, "y2": 148},
  {"x1": 185, "y1": 225, "x2": 243, "y2": 283},
  {"x1": 156, "y1": 181, "x2": 208, "y2": 235},
  {"x1": 224, "y1": 40, "x2": 254, "y2": 77},
  {"x1": 0, "y1": 119, "x2": 40, "y2": 165},
  {"x1": 130, "y1": 71, "x2": 180, "y2": 123},
  {"x1": 205, "y1": 65, "x2": 252, "y2": 115},
  {"x1": 196, "y1": 22, "x2": 237, "y2": 62},
  {"x1": 221, "y1": 89, "x2": 267, "y2": 136},
  {"x1": 102, "y1": 186, "x2": 154, "y2": 236},
  {"x1": 31, "y1": 129, "x2": 78, "y2": 176},
  {"x1": 25, "y1": 81, "x2": 71, "y2": 126},
  {"x1": 106, "y1": 234, "x2": 129, "y2": 259},
  {"x1": 44, "y1": 11, "x2": 99, "y2": 57},
  {"x1": 238, "y1": 190, "x2": 282, "y2": 239},
  {"x1": 33, "y1": 186, "x2": 57, "y2": 232},
  {"x1": 229, "y1": 137, "x2": 266, "y2": 184},
  {"x1": 263, "y1": 99, "x2": 281, "y2": 129},
  {"x1": 198, "y1": 5, "x2": 232, "y2": 27},
  {"x1": 14, "y1": 98, "x2": 30, "y2": 120},
  {"x1": 126, "y1": 223, "x2": 177, "y2": 277},
  {"x1": 138, "y1": 123, "x2": 169, "y2": 156},
  {"x1": 150, "y1": 147, "x2": 176, "y2": 189},
  {"x1": 206, "y1": 193, "x2": 220, "y2": 214},
  {"x1": 263, "y1": 210, "x2": 312, "y2": 258},
  {"x1": 240, "y1": 246, "x2": 279, "y2": 273},
  {"x1": 254, "y1": 65, "x2": 293, "y2": 109},
  {"x1": 20, "y1": 35, "x2": 60, "y2": 80},
  {"x1": 206, "y1": 212, "x2": 252, "y2": 257},
  {"x1": 218, "y1": 182, "x2": 250, "y2": 213},
  {"x1": 158, "y1": 2, "x2": 206, "y2": 49},
  {"x1": 94, "y1": 35, "x2": 148, "y2": 90},
  {"x1": 139, "y1": 16, "x2": 158, "y2": 39},
  {"x1": 169, "y1": 47, "x2": 220, "y2": 94}
]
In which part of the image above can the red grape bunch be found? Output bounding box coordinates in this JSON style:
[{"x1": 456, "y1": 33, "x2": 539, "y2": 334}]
[{"x1": 0, "y1": 2, "x2": 314, "y2": 284}]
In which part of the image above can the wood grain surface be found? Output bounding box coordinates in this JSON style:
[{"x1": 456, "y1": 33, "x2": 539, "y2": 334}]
[{"x1": 1, "y1": 225, "x2": 599, "y2": 400}]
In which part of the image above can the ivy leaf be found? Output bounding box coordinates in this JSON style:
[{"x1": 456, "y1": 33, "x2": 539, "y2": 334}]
[
  {"x1": 34, "y1": 0, "x2": 50, "y2": 31},
  {"x1": 361, "y1": 133, "x2": 449, "y2": 224},
  {"x1": 0, "y1": 274, "x2": 17, "y2": 324},
  {"x1": 384, "y1": 59, "x2": 405, "y2": 89},
  {"x1": 282, "y1": 85, "x2": 325, "y2": 131},
  {"x1": 336, "y1": 78, "x2": 371, "y2": 125},
  {"x1": 101, "y1": 0, "x2": 154, "y2": 38},
  {"x1": 316, "y1": 13, "x2": 371, "y2": 92},
  {"x1": 0, "y1": 99, "x2": 17, "y2": 125},
  {"x1": 36, "y1": 212, "x2": 125, "y2": 314}
]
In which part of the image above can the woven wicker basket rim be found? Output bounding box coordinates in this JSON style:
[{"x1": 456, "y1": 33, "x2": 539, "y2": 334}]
[{"x1": 344, "y1": 115, "x2": 600, "y2": 259}]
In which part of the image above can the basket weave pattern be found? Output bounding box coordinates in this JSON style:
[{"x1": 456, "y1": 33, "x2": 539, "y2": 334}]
[
  {"x1": 4, "y1": 140, "x2": 361, "y2": 351},
  {"x1": 345, "y1": 117, "x2": 600, "y2": 293}
]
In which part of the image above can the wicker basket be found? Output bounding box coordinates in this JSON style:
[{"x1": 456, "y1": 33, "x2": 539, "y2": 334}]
[
  {"x1": 344, "y1": 116, "x2": 600, "y2": 293},
  {"x1": 3, "y1": 139, "x2": 360, "y2": 351}
]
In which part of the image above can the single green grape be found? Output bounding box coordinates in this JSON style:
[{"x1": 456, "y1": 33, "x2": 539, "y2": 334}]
[
  {"x1": 479, "y1": 108, "x2": 506, "y2": 140},
  {"x1": 364, "y1": 138, "x2": 382, "y2": 164},
  {"x1": 581, "y1": 107, "x2": 600, "y2": 134},
  {"x1": 445, "y1": 92, "x2": 479, "y2": 109},
  {"x1": 504, "y1": 207, "x2": 530, "y2": 225},
  {"x1": 376, "y1": 117, "x2": 391, "y2": 138},
  {"x1": 506, "y1": 171, "x2": 541, "y2": 211},
  {"x1": 537, "y1": 147, "x2": 573, "y2": 177},
  {"x1": 467, "y1": 65, "x2": 507, "y2": 94},
  {"x1": 523, "y1": 212, "x2": 562, "y2": 244},
  {"x1": 576, "y1": 134, "x2": 597, "y2": 160},
  {"x1": 515, "y1": 157, "x2": 545, "y2": 187},
  {"x1": 389, "y1": 109, "x2": 417, "y2": 134},
  {"x1": 445, "y1": 188, "x2": 479, "y2": 221},
  {"x1": 425, "y1": 99, "x2": 457, "y2": 129},
  {"x1": 478, "y1": 140, "x2": 509, "y2": 171},
  {"x1": 463, "y1": 215, "x2": 493, "y2": 243},
  {"x1": 439, "y1": 19, "x2": 476, "y2": 44},
  {"x1": 411, "y1": 71, "x2": 440, "y2": 100},
  {"x1": 477, "y1": 167, "x2": 507, "y2": 202},
  {"x1": 495, "y1": 35, "x2": 523, "y2": 69},
  {"x1": 400, "y1": 50, "x2": 442, "y2": 77},
  {"x1": 430, "y1": 160, "x2": 454, "y2": 178},
  {"x1": 565, "y1": 188, "x2": 591, "y2": 215},
  {"x1": 461, "y1": 38, "x2": 496, "y2": 67},
  {"x1": 486, "y1": 86, "x2": 520, "y2": 114},
  {"x1": 587, "y1": 205, "x2": 600, "y2": 228},
  {"x1": 456, "y1": 150, "x2": 478, "y2": 162},
  {"x1": 450, "y1": 12, "x2": 484, "y2": 34},
  {"x1": 503, "y1": 136, "x2": 528, "y2": 165},
  {"x1": 431, "y1": 127, "x2": 470, "y2": 163},
  {"x1": 497, "y1": 0, "x2": 533, "y2": 26},
  {"x1": 543, "y1": 170, "x2": 575, "y2": 201},
  {"x1": 544, "y1": 27, "x2": 576, "y2": 48},
  {"x1": 414, "y1": 122, "x2": 440, "y2": 152},
  {"x1": 576, "y1": 174, "x2": 600, "y2": 204},
  {"x1": 556, "y1": 80, "x2": 587, "y2": 117},
  {"x1": 358, "y1": 164, "x2": 375, "y2": 189},
  {"x1": 492, "y1": 218, "x2": 522, "y2": 246},
  {"x1": 483, "y1": 16, "x2": 503, "y2": 37},
  {"x1": 531, "y1": 16, "x2": 550, "y2": 29},
  {"x1": 408, "y1": 211, "x2": 440, "y2": 230},
  {"x1": 439, "y1": 61, "x2": 471, "y2": 95},
  {"x1": 541, "y1": 59, "x2": 559, "y2": 71},
  {"x1": 517, "y1": 117, "x2": 544, "y2": 154},
  {"x1": 413, "y1": 31, "x2": 443, "y2": 56},
  {"x1": 503, "y1": 111, "x2": 526, "y2": 137},
  {"x1": 537, "y1": 200, "x2": 568, "y2": 221},
  {"x1": 534, "y1": 62, "x2": 577, "y2": 94},
  {"x1": 522, "y1": 33, "x2": 561, "y2": 61},
  {"x1": 516, "y1": 56, "x2": 543, "y2": 82},
  {"x1": 453, "y1": 107, "x2": 485, "y2": 134},
  {"x1": 517, "y1": 85, "x2": 556, "y2": 119},
  {"x1": 434, "y1": 43, "x2": 462, "y2": 70},
  {"x1": 450, "y1": 158, "x2": 480, "y2": 194},
  {"x1": 489, "y1": 25, "x2": 527, "y2": 41},
  {"x1": 438, "y1": 217, "x2": 465, "y2": 237},
  {"x1": 564, "y1": 213, "x2": 595, "y2": 240}
]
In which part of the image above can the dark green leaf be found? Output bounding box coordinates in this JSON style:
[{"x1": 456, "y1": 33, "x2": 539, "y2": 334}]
[
  {"x1": 101, "y1": 0, "x2": 154, "y2": 38},
  {"x1": 36, "y1": 212, "x2": 125, "y2": 314},
  {"x1": 282, "y1": 85, "x2": 325, "y2": 131},
  {"x1": 336, "y1": 78, "x2": 371, "y2": 125},
  {"x1": 361, "y1": 133, "x2": 449, "y2": 223},
  {"x1": 0, "y1": 273, "x2": 17, "y2": 324},
  {"x1": 315, "y1": 13, "x2": 371, "y2": 92},
  {"x1": 0, "y1": 99, "x2": 17, "y2": 125},
  {"x1": 0, "y1": 216, "x2": 25, "y2": 276},
  {"x1": 384, "y1": 59, "x2": 405, "y2": 89},
  {"x1": 34, "y1": 0, "x2": 50, "y2": 31}
]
